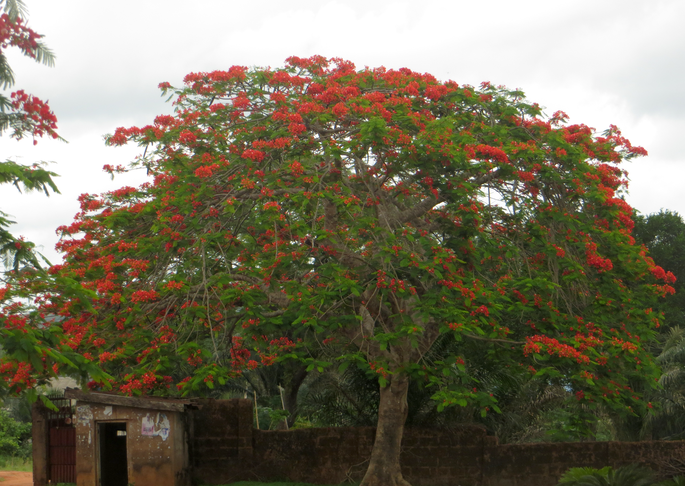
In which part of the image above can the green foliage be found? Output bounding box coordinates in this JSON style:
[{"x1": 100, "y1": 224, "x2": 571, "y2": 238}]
[
  {"x1": 268, "y1": 409, "x2": 289, "y2": 429},
  {"x1": 517, "y1": 407, "x2": 613, "y2": 443},
  {"x1": 558, "y1": 465, "x2": 654, "y2": 486},
  {"x1": 298, "y1": 366, "x2": 380, "y2": 427},
  {"x1": 250, "y1": 407, "x2": 288, "y2": 430},
  {"x1": 0, "y1": 160, "x2": 59, "y2": 270},
  {"x1": 633, "y1": 210, "x2": 685, "y2": 324},
  {"x1": 1, "y1": 0, "x2": 29, "y2": 21},
  {"x1": 658, "y1": 477, "x2": 685, "y2": 486},
  {"x1": 0, "y1": 159, "x2": 59, "y2": 196},
  {"x1": 559, "y1": 467, "x2": 613, "y2": 486},
  {"x1": 289, "y1": 415, "x2": 314, "y2": 429},
  {"x1": 298, "y1": 333, "x2": 610, "y2": 442},
  {"x1": 640, "y1": 325, "x2": 685, "y2": 440},
  {"x1": 0, "y1": 0, "x2": 55, "y2": 89},
  {"x1": 0, "y1": 0, "x2": 61, "y2": 273},
  {"x1": 0, "y1": 0, "x2": 58, "y2": 141},
  {"x1": 0, "y1": 410, "x2": 31, "y2": 458}
]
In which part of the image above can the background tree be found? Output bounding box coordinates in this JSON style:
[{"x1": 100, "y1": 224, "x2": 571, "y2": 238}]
[
  {"x1": 298, "y1": 332, "x2": 572, "y2": 443},
  {"x1": 609, "y1": 210, "x2": 685, "y2": 441},
  {"x1": 639, "y1": 326, "x2": 685, "y2": 440},
  {"x1": 633, "y1": 210, "x2": 685, "y2": 325},
  {"x1": 43, "y1": 57, "x2": 666, "y2": 486}
]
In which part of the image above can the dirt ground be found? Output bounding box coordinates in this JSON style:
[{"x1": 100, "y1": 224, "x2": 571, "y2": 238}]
[{"x1": 0, "y1": 471, "x2": 33, "y2": 486}]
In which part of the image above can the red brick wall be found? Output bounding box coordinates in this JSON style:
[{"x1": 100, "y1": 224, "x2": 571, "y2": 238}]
[{"x1": 189, "y1": 399, "x2": 685, "y2": 486}]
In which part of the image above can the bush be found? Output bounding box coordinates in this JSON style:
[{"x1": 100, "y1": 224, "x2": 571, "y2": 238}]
[
  {"x1": 0, "y1": 410, "x2": 31, "y2": 458},
  {"x1": 558, "y1": 465, "x2": 685, "y2": 486}
]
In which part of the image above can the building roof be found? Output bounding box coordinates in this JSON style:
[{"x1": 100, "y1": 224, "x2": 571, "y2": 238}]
[{"x1": 64, "y1": 388, "x2": 194, "y2": 412}]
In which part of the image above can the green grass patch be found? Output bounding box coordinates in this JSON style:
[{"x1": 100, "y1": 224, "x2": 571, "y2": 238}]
[{"x1": 0, "y1": 455, "x2": 32, "y2": 472}]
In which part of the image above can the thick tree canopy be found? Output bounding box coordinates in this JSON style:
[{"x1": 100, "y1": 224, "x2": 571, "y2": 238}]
[{"x1": 12, "y1": 56, "x2": 670, "y2": 485}]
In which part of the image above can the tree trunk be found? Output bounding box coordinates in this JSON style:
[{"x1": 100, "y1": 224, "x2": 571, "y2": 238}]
[
  {"x1": 360, "y1": 374, "x2": 412, "y2": 486},
  {"x1": 283, "y1": 365, "x2": 308, "y2": 427}
]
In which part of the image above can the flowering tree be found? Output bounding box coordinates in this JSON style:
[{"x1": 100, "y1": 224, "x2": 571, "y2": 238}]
[
  {"x1": 0, "y1": 0, "x2": 60, "y2": 269},
  {"x1": 0, "y1": 0, "x2": 96, "y2": 407},
  {"x1": 42, "y1": 57, "x2": 668, "y2": 486}
]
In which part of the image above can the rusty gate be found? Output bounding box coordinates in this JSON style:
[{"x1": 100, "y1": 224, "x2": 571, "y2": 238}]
[{"x1": 46, "y1": 395, "x2": 76, "y2": 484}]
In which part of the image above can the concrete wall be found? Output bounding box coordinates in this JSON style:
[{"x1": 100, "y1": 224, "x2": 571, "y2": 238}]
[
  {"x1": 31, "y1": 403, "x2": 49, "y2": 486},
  {"x1": 189, "y1": 399, "x2": 685, "y2": 486},
  {"x1": 74, "y1": 403, "x2": 189, "y2": 486}
]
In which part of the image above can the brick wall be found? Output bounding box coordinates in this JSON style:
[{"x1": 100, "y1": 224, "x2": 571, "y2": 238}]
[
  {"x1": 188, "y1": 399, "x2": 254, "y2": 485},
  {"x1": 189, "y1": 399, "x2": 685, "y2": 486}
]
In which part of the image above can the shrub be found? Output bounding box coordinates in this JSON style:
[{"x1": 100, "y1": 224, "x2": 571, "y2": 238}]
[
  {"x1": 0, "y1": 410, "x2": 32, "y2": 458},
  {"x1": 558, "y1": 464, "x2": 654, "y2": 486}
]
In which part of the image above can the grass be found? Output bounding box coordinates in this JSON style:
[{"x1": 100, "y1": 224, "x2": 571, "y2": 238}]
[{"x1": 0, "y1": 456, "x2": 32, "y2": 472}]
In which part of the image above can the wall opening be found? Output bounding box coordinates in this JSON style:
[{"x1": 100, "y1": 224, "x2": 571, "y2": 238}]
[{"x1": 98, "y1": 422, "x2": 128, "y2": 486}]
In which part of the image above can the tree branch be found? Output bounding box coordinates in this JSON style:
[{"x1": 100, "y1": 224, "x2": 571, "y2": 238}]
[{"x1": 463, "y1": 333, "x2": 525, "y2": 345}]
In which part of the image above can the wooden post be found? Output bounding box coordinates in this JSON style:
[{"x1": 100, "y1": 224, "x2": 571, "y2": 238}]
[
  {"x1": 278, "y1": 384, "x2": 288, "y2": 430},
  {"x1": 253, "y1": 390, "x2": 259, "y2": 429}
]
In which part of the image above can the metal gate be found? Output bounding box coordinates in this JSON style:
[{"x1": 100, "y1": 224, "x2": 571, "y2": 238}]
[{"x1": 46, "y1": 395, "x2": 76, "y2": 484}]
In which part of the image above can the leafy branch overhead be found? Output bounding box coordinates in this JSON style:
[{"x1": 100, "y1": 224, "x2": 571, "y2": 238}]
[
  {"x1": 0, "y1": 0, "x2": 60, "y2": 272},
  {"x1": 0, "y1": 0, "x2": 74, "y2": 408}
]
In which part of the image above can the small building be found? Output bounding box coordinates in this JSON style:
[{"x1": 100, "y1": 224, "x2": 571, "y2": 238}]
[{"x1": 33, "y1": 388, "x2": 193, "y2": 486}]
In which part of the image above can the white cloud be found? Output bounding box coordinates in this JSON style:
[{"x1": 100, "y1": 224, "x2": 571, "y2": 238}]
[{"x1": 0, "y1": 0, "x2": 683, "y2": 264}]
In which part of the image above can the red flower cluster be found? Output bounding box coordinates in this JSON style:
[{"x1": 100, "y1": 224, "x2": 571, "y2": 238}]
[
  {"x1": 10, "y1": 90, "x2": 58, "y2": 142},
  {"x1": 585, "y1": 241, "x2": 613, "y2": 272},
  {"x1": 179, "y1": 129, "x2": 197, "y2": 144},
  {"x1": 524, "y1": 335, "x2": 590, "y2": 364},
  {"x1": 195, "y1": 164, "x2": 219, "y2": 178},
  {"x1": 130, "y1": 290, "x2": 159, "y2": 303},
  {"x1": 0, "y1": 14, "x2": 43, "y2": 59},
  {"x1": 241, "y1": 149, "x2": 265, "y2": 162}
]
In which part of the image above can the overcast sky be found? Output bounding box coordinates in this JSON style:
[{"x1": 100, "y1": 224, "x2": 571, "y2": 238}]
[{"x1": 0, "y1": 0, "x2": 682, "y2": 264}]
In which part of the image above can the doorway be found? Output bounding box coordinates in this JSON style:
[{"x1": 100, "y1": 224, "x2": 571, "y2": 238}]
[{"x1": 98, "y1": 422, "x2": 128, "y2": 486}]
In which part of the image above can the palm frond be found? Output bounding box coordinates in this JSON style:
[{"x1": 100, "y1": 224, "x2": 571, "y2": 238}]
[
  {"x1": 657, "y1": 475, "x2": 685, "y2": 486},
  {"x1": 0, "y1": 53, "x2": 16, "y2": 89},
  {"x1": 557, "y1": 465, "x2": 654, "y2": 486},
  {"x1": 0, "y1": 160, "x2": 60, "y2": 196},
  {"x1": 659, "y1": 368, "x2": 685, "y2": 388},
  {"x1": 30, "y1": 40, "x2": 55, "y2": 68},
  {"x1": 0, "y1": 93, "x2": 10, "y2": 112},
  {"x1": 658, "y1": 326, "x2": 685, "y2": 362},
  {"x1": 558, "y1": 466, "x2": 611, "y2": 486},
  {"x1": 608, "y1": 464, "x2": 655, "y2": 486},
  {"x1": 2, "y1": 0, "x2": 29, "y2": 21}
]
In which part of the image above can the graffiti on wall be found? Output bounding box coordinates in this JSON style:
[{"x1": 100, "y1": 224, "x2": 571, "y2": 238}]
[{"x1": 141, "y1": 413, "x2": 170, "y2": 441}]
